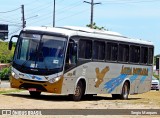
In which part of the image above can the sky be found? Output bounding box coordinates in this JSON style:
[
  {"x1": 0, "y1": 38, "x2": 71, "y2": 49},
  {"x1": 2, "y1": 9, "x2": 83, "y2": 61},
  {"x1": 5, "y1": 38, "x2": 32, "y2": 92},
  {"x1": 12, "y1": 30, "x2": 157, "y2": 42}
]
[{"x1": 0, "y1": 0, "x2": 160, "y2": 55}]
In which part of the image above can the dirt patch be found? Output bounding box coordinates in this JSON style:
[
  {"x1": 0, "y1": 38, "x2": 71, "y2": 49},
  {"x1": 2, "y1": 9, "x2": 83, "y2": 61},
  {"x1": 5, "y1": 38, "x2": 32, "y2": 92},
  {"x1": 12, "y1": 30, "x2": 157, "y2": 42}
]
[
  {"x1": 0, "y1": 90, "x2": 160, "y2": 118},
  {"x1": 0, "y1": 88, "x2": 16, "y2": 91}
]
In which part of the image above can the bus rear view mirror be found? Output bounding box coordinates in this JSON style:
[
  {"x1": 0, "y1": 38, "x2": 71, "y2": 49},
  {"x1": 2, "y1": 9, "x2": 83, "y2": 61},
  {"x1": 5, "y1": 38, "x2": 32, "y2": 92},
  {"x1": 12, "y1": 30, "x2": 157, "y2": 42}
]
[
  {"x1": 9, "y1": 40, "x2": 13, "y2": 50},
  {"x1": 8, "y1": 35, "x2": 19, "y2": 50}
]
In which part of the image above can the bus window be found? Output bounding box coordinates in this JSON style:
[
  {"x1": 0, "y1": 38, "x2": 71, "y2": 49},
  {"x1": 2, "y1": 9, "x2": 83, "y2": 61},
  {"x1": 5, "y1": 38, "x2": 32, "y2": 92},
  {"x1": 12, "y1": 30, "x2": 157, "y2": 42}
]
[
  {"x1": 65, "y1": 40, "x2": 77, "y2": 70},
  {"x1": 93, "y1": 41, "x2": 105, "y2": 60},
  {"x1": 18, "y1": 39, "x2": 29, "y2": 60},
  {"x1": 79, "y1": 39, "x2": 92, "y2": 59},
  {"x1": 140, "y1": 47, "x2": 148, "y2": 64},
  {"x1": 130, "y1": 45, "x2": 140, "y2": 63},
  {"x1": 118, "y1": 44, "x2": 129, "y2": 62},
  {"x1": 106, "y1": 42, "x2": 118, "y2": 61},
  {"x1": 148, "y1": 47, "x2": 154, "y2": 65}
]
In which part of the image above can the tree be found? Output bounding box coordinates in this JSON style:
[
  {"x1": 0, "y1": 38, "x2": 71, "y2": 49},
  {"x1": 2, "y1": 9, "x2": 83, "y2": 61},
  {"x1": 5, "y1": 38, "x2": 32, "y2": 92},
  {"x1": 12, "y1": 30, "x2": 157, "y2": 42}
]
[
  {"x1": 0, "y1": 42, "x2": 15, "y2": 63},
  {"x1": 86, "y1": 22, "x2": 107, "y2": 30}
]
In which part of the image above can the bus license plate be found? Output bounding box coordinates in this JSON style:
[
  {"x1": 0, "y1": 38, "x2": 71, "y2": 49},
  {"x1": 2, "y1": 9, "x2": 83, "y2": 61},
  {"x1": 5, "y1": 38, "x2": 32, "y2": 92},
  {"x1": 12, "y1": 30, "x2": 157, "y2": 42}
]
[{"x1": 28, "y1": 88, "x2": 37, "y2": 91}]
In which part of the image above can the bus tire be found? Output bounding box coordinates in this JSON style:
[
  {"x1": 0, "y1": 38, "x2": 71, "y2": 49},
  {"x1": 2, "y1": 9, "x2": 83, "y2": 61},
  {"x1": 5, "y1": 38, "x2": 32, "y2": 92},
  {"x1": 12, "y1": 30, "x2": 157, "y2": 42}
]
[
  {"x1": 120, "y1": 82, "x2": 129, "y2": 100},
  {"x1": 71, "y1": 81, "x2": 84, "y2": 101},
  {"x1": 29, "y1": 91, "x2": 41, "y2": 97}
]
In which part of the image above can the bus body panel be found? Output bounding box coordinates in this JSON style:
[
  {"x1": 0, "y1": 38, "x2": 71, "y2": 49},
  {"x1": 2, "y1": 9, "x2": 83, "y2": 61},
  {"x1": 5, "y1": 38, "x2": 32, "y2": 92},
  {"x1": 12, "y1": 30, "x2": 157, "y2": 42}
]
[
  {"x1": 10, "y1": 62, "x2": 152, "y2": 95},
  {"x1": 61, "y1": 62, "x2": 152, "y2": 95},
  {"x1": 10, "y1": 68, "x2": 64, "y2": 94}
]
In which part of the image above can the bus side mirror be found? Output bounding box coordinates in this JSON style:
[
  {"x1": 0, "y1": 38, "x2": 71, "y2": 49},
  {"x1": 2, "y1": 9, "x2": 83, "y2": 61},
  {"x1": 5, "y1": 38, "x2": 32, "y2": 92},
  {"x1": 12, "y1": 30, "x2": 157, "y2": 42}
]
[
  {"x1": 9, "y1": 40, "x2": 13, "y2": 50},
  {"x1": 8, "y1": 35, "x2": 18, "y2": 50}
]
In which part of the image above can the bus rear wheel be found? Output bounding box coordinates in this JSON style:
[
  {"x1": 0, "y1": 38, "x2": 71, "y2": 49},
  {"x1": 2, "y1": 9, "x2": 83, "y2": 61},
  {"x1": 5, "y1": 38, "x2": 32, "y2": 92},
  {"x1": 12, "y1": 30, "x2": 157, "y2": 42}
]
[
  {"x1": 29, "y1": 91, "x2": 41, "y2": 97},
  {"x1": 120, "y1": 82, "x2": 129, "y2": 100},
  {"x1": 70, "y1": 81, "x2": 84, "y2": 101},
  {"x1": 112, "y1": 82, "x2": 129, "y2": 100}
]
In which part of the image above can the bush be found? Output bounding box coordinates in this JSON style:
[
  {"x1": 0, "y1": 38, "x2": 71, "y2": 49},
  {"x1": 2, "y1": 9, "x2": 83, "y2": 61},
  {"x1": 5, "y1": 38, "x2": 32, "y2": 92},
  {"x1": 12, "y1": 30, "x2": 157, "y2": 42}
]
[
  {"x1": 0, "y1": 67, "x2": 11, "y2": 80},
  {"x1": 0, "y1": 42, "x2": 15, "y2": 63}
]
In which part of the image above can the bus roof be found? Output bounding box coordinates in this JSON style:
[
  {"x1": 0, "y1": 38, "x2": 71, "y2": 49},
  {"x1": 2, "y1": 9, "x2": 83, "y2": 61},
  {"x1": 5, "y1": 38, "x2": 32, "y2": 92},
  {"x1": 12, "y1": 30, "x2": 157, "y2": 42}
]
[{"x1": 24, "y1": 26, "x2": 154, "y2": 46}]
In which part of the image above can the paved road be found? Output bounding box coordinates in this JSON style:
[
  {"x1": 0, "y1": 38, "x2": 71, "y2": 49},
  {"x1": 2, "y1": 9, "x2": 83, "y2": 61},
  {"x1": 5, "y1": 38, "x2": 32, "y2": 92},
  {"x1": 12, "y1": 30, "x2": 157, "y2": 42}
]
[{"x1": 0, "y1": 80, "x2": 10, "y2": 88}]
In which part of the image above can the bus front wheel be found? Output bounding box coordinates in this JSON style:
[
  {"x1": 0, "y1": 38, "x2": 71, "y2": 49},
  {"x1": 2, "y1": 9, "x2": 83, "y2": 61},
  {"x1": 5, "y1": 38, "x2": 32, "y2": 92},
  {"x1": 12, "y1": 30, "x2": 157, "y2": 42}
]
[{"x1": 70, "y1": 81, "x2": 84, "y2": 101}]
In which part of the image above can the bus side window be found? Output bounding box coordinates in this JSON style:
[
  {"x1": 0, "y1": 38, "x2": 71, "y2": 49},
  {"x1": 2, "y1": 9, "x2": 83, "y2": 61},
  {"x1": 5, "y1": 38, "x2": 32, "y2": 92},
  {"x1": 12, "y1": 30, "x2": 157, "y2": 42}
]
[
  {"x1": 130, "y1": 45, "x2": 140, "y2": 63},
  {"x1": 106, "y1": 42, "x2": 118, "y2": 61},
  {"x1": 140, "y1": 47, "x2": 148, "y2": 64},
  {"x1": 79, "y1": 39, "x2": 92, "y2": 59},
  {"x1": 93, "y1": 41, "x2": 105, "y2": 60},
  {"x1": 118, "y1": 44, "x2": 129, "y2": 62},
  {"x1": 148, "y1": 47, "x2": 154, "y2": 65}
]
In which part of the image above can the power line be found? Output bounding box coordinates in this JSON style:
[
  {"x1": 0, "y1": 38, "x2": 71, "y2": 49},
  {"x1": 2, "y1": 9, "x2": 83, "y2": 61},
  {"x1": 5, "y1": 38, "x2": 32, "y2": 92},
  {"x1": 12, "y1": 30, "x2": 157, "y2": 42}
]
[
  {"x1": 0, "y1": 7, "x2": 20, "y2": 13},
  {"x1": 9, "y1": 27, "x2": 21, "y2": 36},
  {"x1": 57, "y1": 0, "x2": 64, "y2": 3},
  {"x1": 28, "y1": 7, "x2": 89, "y2": 26},
  {"x1": 56, "y1": 0, "x2": 82, "y2": 13},
  {"x1": 25, "y1": 0, "x2": 84, "y2": 27},
  {"x1": 56, "y1": 8, "x2": 90, "y2": 23},
  {"x1": 24, "y1": 0, "x2": 41, "y2": 6},
  {"x1": 101, "y1": 0, "x2": 160, "y2": 4},
  {"x1": 8, "y1": 24, "x2": 22, "y2": 27},
  {"x1": 0, "y1": 18, "x2": 21, "y2": 24},
  {"x1": 25, "y1": 0, "x2": 82, "y2": 18},
  {"x1": 1, "y1": 16, "x2": 21, "y2": 23},
  {"x1": 56, "y1": 2, "x2": 83, "y2": 14},
  {"x1": 53, "y1": 0, "x2": 83, "y2": 27},
  {"x1": 25, "y1": 1, "x2": 53, "y2": 15}
]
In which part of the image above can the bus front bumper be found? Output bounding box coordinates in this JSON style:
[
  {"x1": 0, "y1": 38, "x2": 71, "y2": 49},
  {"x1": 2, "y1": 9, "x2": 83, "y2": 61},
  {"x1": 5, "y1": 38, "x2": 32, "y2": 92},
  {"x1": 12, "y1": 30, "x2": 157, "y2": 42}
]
[{"x1": 10, "y1": 76, "x2": 63, "y2": 94}]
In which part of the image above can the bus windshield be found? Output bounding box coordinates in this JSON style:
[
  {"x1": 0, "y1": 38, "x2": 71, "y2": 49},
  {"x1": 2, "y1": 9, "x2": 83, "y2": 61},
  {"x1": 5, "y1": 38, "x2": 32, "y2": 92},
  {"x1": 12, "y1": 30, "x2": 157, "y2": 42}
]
[{"x1": 13, "y1": 33, "x2": 67, "y2": 75}]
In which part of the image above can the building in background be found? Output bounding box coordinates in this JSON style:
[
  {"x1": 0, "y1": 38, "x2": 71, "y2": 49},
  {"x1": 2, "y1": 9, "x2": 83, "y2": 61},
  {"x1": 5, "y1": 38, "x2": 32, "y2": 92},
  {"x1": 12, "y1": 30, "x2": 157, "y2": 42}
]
[{"x1": 0, "y1": 24, "x2": 8, "y2": 40}]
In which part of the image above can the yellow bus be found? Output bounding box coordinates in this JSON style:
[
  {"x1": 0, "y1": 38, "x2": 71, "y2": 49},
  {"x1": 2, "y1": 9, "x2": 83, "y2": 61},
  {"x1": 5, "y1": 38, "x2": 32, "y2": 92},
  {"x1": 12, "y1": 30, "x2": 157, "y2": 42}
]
[{"x1": 9, "y1": 26, "x2": 154, "y2": 101}]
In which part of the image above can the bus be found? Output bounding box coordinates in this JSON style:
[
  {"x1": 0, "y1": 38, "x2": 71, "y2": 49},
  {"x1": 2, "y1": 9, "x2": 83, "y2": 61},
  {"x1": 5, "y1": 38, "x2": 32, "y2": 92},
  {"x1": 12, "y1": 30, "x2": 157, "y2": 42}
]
[{"x1": 9, "y1": 26, "x2": 154, "y2": 101}]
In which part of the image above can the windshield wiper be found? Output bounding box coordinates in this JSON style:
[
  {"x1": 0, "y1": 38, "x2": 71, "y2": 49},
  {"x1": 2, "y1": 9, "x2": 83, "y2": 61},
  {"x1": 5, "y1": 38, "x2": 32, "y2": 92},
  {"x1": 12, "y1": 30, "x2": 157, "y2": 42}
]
[
  {"x1": 43, "y1": 60, "x2": 50, "y2": 71},
  {"x1": 36, "y1": 51, "x2": 50, "y2": 71},
  {"x1": 20, "y1": 60, "x2": 29, "y2": 70}
]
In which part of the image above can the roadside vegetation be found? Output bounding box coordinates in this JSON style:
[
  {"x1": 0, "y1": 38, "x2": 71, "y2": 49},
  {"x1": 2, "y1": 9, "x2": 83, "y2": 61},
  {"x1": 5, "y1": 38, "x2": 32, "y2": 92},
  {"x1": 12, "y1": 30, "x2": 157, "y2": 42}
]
[
  {"x1": 0, "y1": 41, "x2": 15, "y2": 80},
  {"x1": 0, "y1": 42, "x2": 15, "y2": 63},
  {"x1": 0, "y1": 89, "x2": 22, "y2": 94},
  {"x1": 0, "y1": 67, "x2": 11, "y2": 80}
]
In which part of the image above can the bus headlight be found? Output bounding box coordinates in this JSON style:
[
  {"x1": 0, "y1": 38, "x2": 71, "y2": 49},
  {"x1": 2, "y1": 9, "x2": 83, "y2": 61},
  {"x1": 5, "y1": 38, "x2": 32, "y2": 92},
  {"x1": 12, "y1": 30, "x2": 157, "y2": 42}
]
[
  {"x1": 11, "y1": 71, "x2": 19, "y2": 79},
  {"x1": 48, "y1": 76, "x2": 61, "y2": 83}
]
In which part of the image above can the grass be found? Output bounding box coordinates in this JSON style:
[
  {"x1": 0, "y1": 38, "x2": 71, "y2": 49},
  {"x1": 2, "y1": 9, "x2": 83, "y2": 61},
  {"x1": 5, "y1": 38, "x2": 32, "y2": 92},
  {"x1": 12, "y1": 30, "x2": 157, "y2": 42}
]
[
  {"x1": 0, "y1": 88, "x2": 22, "y2": 94},
  {"x1": 102, "y1": 90, "x2": 160, "y2": 107},
  {"x1": 126, "y1": 91, "x2": 160, "y2": 107}
]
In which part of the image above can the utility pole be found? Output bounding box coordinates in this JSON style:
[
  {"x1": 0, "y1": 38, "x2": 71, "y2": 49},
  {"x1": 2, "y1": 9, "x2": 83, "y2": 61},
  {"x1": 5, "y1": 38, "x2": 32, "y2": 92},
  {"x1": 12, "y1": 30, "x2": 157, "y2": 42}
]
[
  {"x1": 53, "y1": 0, "x2": 55, "y2": 27},
  {"x1": 84, "y1": 0, "x2": 101, "y2": 28},
  {"x1": 21, "y1": 4, "x2": 26, "y2": 28}
]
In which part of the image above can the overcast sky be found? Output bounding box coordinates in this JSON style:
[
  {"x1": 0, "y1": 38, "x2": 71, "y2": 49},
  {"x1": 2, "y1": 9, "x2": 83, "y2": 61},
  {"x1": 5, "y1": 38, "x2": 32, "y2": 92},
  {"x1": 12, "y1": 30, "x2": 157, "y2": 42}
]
[{"x1": 0, "y1": 0, "x2": 160, "y2": 55}]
